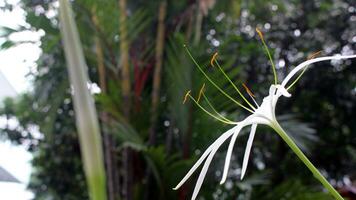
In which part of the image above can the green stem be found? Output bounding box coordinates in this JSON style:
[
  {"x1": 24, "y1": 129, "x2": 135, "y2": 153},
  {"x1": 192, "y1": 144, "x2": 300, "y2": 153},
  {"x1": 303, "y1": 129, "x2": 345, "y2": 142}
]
[
  {"x1": 272, "y1": 121, "x2": 344, "y2": 200},
  {"x1": 260, "y1": 39, "x2": 277, "y2": 85}
]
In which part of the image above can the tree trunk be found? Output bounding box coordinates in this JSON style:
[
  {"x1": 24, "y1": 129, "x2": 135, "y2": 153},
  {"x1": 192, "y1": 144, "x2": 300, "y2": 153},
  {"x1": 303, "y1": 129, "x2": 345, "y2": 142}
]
[
  {"x1": 118, "y1": 0, "x2": 133, "y2": 200},
  {"x1": 193, "y1": 6, "x2": 203, "y2": 45},
  {"x1": 145, "y1": 3, "x2": 167, "y2": 199},
  {"x1": 119, "y1": 0, "x2": 131, "y2": 115},
  {"x1": 149, "y1": 1, "x2": 167, "y2": 145},
  {"x1": 92, "y1": 10, "x2": 120, "y2": 200}
]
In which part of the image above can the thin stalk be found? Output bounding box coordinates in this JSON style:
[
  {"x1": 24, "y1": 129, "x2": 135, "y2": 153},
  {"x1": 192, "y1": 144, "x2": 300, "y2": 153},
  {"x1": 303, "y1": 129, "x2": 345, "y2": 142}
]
[
  {"x1": 184, "y1": 46, "x2": 254, "y2": 113},
  {"x1": 214, "y1": 60, "x2": 256, "y2": 110},
  {"x1": 261, "y1": 39, "x2": 277, "y2": 84},
  {"x1": 58, "y1": 1, "x2": 107, "y2": 200},
  {"x1": 286, "y1": 66, "x2": 308, "y2": 90},
  {"x1": 188, "y1": 95, "x2": 236, "y2": 125},
  {"x1": 272, "y1": 121, "x2": 344, "y2": 200},
  {"x1": 256, "y1": 28, "x2": 277, "y2": 84},
  {"x1": 201, "y1": 93, "x2": 235, "y2": 124},
  {"x1": 287, "y1": 51, "x2": 322, "y2": 90}
]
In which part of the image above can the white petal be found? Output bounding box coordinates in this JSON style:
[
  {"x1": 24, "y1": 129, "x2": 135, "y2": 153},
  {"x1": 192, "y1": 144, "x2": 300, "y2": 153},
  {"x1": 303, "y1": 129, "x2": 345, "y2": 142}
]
[
  {"x1": 173, "y1": 144, "x2": 212, "y2": 190},
  {"x1": 275, "y1": 85, "x2": 291, "y2": 97},
  {"x1": 281, "y1": 54, "x2": 356, "y2": 87},
  {"x1": 269, "y1": 84, "x2": 277, "y2": 95},
  {"x1": 192, "y1": 143, "x2": 221, "y2": 200},
  {"x1": 173, "y1": 126, "x2": 237, "y2": 190},
  {"x1": 241, "y1": 124, "x2": 257, "y2": 180},
  {"x1": 220, "y1": 119, "x2": 252, "y2": 184},
  {"x1": 268, "y1": 85, "x2": 277, "y2": 110}
]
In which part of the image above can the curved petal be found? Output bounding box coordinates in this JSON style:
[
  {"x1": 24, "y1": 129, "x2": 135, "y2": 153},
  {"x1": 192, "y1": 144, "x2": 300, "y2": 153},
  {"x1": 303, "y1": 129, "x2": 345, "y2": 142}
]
[
  {"x1": 173, "y1": 126, "x2": 237, "y2": 190},
  {"x1": 191, "y1": 140, "x2": 223, "y2": 200},
  {"x1": 220, "y1": 118, "x2": 254, "y2": 184},
  {"x1": 281, "y1": 54, "x2": 356, "y2": 87},
  {"x1": 241, "y1": 123, "x2": 257, "y2": 180},
  {"x1": 173, "y1": 144, "x2": 212, "y2": 190}
]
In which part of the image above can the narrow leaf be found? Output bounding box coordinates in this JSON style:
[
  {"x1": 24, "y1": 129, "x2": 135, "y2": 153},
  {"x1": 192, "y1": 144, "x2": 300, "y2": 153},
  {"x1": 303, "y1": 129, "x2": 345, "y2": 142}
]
[{"x1": 58, "y1": 1, "x2": 107, "y2": 200}]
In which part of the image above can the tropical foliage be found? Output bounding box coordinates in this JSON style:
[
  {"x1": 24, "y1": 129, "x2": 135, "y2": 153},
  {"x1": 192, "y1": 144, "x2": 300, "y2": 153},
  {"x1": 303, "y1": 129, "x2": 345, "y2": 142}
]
[{"x1": 1, "y1": 0, "x2": 356, "y2": 199}]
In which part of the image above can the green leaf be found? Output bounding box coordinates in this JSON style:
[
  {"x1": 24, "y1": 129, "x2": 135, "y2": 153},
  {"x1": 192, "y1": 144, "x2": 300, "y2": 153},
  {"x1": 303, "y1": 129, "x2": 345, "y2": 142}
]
[{"x1": 58, "y1": 1, "x2": 107, "y2": 199}]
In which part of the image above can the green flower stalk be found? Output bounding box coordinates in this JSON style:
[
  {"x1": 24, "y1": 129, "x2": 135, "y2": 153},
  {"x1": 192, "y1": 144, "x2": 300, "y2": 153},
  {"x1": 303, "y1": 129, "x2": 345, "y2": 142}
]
[
  {"x1": 174, "y1": 30, "x2": 356, "y2": 200},
  {"x1": 59, "y1": 1, "x2": 107, "y2": 200}
]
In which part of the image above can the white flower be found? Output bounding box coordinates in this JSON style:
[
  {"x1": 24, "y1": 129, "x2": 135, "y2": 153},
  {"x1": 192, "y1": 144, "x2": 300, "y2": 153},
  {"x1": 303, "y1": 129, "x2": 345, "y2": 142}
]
[{"x1": 174, "y1": 53, "x2": 356, "y2": 200}]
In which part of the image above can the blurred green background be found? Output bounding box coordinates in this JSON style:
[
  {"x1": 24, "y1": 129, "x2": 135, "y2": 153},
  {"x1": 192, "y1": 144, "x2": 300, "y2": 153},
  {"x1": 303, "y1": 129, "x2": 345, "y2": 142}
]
[{"x1": 1, "y1": 0, "x2": 356, "y2": 199}]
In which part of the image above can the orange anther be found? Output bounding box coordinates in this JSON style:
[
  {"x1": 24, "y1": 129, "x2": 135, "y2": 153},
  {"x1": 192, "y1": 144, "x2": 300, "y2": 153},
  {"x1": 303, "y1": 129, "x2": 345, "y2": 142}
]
[
  {"x1": 256, "y1": 28, "x2": 264, "y2": 41},
  {"x1": 197, "y1": 83, "x2": 206, "y2": 102},
  {"x1": 210, "y1": 52, "x2": 218, "y2": 66},
  {"x1": 242, "y1": 83, "x2": 256, "y2": 97},
  {"x1": 183, "y1": 90, "x2": 191, "y2": 104},
  {"x1": 307, "y1": 50, "x2": 322, "y2": 60}
]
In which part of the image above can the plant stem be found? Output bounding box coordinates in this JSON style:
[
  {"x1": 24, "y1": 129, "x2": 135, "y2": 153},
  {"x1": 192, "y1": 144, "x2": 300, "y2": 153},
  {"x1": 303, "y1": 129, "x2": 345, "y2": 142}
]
[{"x1": 272, "y1": 121, "x2": 344, "y2": 200}]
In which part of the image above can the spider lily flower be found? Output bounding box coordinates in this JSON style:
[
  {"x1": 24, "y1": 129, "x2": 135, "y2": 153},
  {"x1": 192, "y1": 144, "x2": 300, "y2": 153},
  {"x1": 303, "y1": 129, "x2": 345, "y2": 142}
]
[{"x1": 174, "y1": 34, "x2": 356, "y2": 200}]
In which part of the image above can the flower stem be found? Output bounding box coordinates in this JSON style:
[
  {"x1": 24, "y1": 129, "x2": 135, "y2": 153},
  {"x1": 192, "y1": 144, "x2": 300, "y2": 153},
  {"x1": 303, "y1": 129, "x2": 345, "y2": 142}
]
[{"x1": 272, "y1": 121, "x2": 344, "y2": 200}]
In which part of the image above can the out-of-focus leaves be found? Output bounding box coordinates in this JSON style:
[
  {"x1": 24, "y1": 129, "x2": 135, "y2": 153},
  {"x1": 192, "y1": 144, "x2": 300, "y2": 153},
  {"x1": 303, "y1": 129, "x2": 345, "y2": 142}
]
[
  {"x1": 143, "y1": 145, "x2": 195, "y2": 198},
  {"x1": 165, "y1": 33, "x2": 192, "y2": 135},
  {"x1": 236, "y1": 172, "x2": 271, "y2": 191},
  {"x1": 111, "y1": 120, "x2": 146, "y2": 151},
  {"x1": 253, "y1": 179, "x2": 333, "y2": 200},
  {"x1": 1, "y1": 0, "x2": 356, "y2": 199},
  {"x1": 277, "y1": 114, "x2": 318, "y2": 154},
  {"x1": 26, "y1": 12, "x2": 57, "y2": 34}
]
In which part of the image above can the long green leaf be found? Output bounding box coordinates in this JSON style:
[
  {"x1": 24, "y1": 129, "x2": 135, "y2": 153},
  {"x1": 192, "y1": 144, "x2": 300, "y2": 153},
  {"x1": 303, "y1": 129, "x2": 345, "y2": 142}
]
[{"x1": 58, "y1": 1, "x2": 107, "y2": 200}]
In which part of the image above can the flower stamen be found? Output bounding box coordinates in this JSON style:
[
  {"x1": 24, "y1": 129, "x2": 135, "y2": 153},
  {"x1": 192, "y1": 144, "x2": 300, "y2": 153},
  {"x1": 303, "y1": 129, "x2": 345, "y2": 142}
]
[
  {"x1": 188, "y1": 93, "x2": 237, "y2": 125},
  {"x1": 210, "y1": 52, "x2": 218, "y2": 67},
  {"x1": 256, "y1": 27, "x2": 278, "y2": 85},
  {"x1": 242, "y1": 83, "x2": 259, "y2": 107},
  {"x1": 242, "y1": 83, "x2": 255, "y2": 97},
  {"x1": 287, "y1": 50, "x2": 323, "y2": 90},
  {"x1": 183, "y1": 90, "x2": 191, "y2": 104},
  {"x1": 197, "y1": 83, "x2": 205, "y2": 103},
  {"x1": 200, "y1": 91, "x2": 236, "y2": 124},
  {"x1": 307, "y1": 50, "x2": 322, "y2": 60},
  {"x1": 211, "y1": 52, "x2": 257, "y2": 110},
  {"x1": 184, "y1": 45, "x2": 254, "y2": 113}
]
